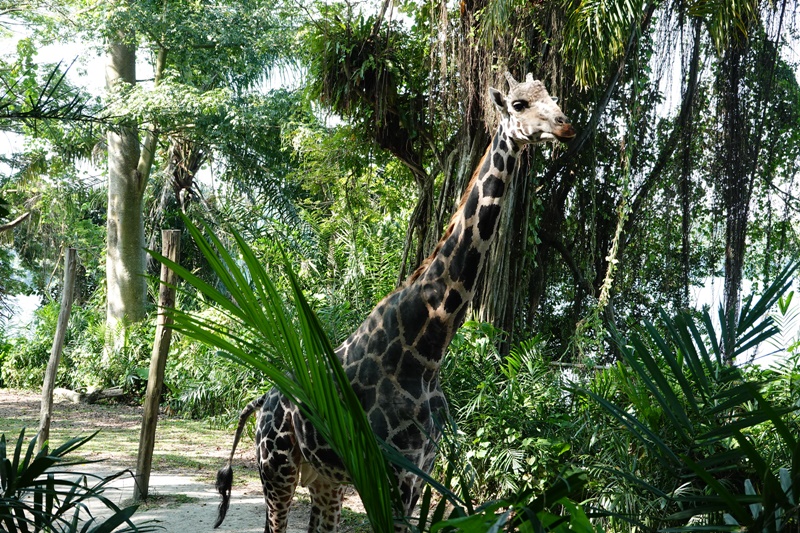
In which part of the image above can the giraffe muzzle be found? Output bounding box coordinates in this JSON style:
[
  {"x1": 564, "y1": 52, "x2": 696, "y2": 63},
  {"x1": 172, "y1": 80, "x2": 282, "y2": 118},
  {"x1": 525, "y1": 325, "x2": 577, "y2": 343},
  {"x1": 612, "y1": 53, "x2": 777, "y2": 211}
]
[{"x1": 554, "y1": 123, "x2": 577, "y2": 142}]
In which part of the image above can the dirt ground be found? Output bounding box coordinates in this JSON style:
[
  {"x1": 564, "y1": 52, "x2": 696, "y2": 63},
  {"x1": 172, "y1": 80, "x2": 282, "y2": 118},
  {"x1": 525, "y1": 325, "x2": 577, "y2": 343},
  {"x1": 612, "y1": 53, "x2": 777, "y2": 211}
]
[{"x1": 0, "y1": 389, "x2": 368, "y2": 532}]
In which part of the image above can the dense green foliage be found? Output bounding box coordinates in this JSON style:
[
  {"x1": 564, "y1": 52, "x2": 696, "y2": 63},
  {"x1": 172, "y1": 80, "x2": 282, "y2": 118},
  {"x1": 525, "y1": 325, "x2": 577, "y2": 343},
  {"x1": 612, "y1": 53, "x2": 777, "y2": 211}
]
[
  {"x1": 159, "y1": 217, "x2": 399, "y2": 532},
  {"x1": 442, "y1": 325, "x2": 573, "y2": 498},
  {"x1": 156, "y1": 221, "x2": 799, "y2": 531},
  {"x1": 437, "y1": 274, "x2": 800, "y2": 531}
]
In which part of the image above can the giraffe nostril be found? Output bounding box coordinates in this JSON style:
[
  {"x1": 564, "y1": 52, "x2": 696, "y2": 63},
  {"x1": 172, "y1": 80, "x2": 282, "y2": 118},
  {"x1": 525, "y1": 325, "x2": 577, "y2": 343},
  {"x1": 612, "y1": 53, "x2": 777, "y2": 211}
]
[{"x1": 556, "y1": 115, "x2": 569, "y2": 125}]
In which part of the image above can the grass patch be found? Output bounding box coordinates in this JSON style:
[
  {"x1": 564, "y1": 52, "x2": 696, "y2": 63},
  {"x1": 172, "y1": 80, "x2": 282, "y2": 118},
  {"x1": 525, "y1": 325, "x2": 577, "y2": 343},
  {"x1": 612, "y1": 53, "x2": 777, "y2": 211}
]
[
  {"x1": 152, "y1": 453, "x2": 206, "y2": 471},
  {"x1": 122, "y1": 493, "x2": 201, "y2": 510},
  {"x1": 339, "y1": 507, "x2": 371, "y2": 533},
  {"x1": 0, "y1": 389, "x2": 261, "y2": 488}
]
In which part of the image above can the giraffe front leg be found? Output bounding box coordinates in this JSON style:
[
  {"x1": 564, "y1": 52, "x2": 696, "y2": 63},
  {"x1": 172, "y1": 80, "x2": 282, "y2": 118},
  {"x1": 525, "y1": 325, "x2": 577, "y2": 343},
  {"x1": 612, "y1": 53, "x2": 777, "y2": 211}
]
[{"x1": 307, "y1": 476, "x2": 345, "y2": 533}]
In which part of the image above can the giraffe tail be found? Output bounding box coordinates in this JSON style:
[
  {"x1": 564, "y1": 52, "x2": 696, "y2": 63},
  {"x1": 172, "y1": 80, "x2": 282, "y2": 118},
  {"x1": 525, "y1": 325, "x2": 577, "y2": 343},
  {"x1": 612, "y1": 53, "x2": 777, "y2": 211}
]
[{"x1": 213, "y1": 393, "x2": 268, "y2": 529}]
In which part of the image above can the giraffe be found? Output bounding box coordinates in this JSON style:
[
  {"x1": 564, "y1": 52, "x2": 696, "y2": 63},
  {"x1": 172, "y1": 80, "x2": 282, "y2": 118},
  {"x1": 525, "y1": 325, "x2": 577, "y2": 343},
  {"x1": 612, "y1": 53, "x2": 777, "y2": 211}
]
[{"x1": 214, "y1": 72, "x2": 576, "y2": 533}]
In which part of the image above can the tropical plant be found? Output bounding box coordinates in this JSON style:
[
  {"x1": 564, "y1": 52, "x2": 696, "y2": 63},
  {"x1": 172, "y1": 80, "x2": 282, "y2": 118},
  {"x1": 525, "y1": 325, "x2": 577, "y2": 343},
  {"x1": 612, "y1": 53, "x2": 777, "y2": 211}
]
[
  {"x1": 394, "y1": 413, "x2": 602, "y2": 533},
  {"x1": 442, "y1": 324, "x2": 572, "y2": 500},
  {"x1": 0, "y1": 298, "x2": 153, "y2": 394},
  {"x1": 419, "y1": 467, "x2": 601, "y2": 533},
  {"x1": 1, "y1": 301, "x2": 61, "y2": 390},
  {"x1": 163, "y1": 324, "x2": 268, "y2": 421},
  {"x1": 151, "y1": 216, "x2": 399, "y2": 532},
  {"x1": 581, "y1": 261, "x2": 800, "y2": 531},
  {"x1": 0, "y1": 429, "x2": 158, "y2": 533},
  {"x1": 155, "y1": 217, "x2": 603, "y2": 532},
  {"x1": 0, "y1": 42, "x2": 98, "y2": 129}
]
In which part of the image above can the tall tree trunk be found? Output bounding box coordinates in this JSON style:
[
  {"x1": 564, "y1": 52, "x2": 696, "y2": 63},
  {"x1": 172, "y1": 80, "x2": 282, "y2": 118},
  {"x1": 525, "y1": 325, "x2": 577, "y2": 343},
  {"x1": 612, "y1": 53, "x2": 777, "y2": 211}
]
[
  {"x1": 475, "y1": 151, "x2": 533, "y2": 351},
  {"x1": 526, "y1": 6, "x2": 654, "y2": 331},
  {"x1": 719, "y1": 40, "x2": 751, "y2": 355},
  {"x1": 106, "y1": 39, "x2": 167, "y2": 342},
  {"x1": 106, "y1": 33, "x2": 145, "y2": 333},
  {"x1": 397, "y1": 171, "x2": 436, "y2": 282}
]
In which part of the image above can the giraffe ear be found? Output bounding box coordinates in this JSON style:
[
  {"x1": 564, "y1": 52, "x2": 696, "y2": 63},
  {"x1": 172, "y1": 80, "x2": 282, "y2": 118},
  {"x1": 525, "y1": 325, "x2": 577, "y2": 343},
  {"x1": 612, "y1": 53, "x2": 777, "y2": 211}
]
[{"x1": 489, "y1": 88, "x2": 508, "y2": 115}]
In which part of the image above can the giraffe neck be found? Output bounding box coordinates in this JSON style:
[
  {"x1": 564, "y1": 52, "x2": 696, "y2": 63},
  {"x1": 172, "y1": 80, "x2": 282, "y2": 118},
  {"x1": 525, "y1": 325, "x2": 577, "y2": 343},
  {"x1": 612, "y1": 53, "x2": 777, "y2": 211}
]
[
  {"x1": 336, "y1": 122, "x2": 522, "y2": 382},
  {"x1": 409, "y1": 122, "x2": 521, "y2": 354}
]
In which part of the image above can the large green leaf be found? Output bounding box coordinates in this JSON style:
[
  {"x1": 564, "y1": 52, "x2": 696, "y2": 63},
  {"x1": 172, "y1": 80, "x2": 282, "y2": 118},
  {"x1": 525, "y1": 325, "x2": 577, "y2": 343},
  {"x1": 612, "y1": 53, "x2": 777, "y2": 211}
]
[
  {"x1": 587, "y1": 261, "x2": 800, "y2": 530},
  {"x1": 152, "y1": 216, "x2": 399, "y2": 532}
]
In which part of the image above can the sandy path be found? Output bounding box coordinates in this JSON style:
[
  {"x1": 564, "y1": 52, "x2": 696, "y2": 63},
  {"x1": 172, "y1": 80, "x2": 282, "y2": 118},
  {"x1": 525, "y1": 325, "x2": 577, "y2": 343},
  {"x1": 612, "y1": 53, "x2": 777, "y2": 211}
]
[
  {"x1": 0, "y1": 389, "x2": 366, "y2": 532},
  {"x1": 99, "y1": 471, "x2": 312, "y2": 532}
]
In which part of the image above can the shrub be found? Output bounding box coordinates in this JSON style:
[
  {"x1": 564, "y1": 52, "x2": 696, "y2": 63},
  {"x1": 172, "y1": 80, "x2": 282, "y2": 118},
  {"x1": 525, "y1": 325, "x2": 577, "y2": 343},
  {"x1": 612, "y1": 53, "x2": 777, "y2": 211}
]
[
  {"x1": 0, "y1": 297, "x2": 155, "y2": 395},
  {"x1": 441, "y1": 322, "x2": 573, "y2": 499},
  {"x1": 580, "y1": 262, "x2": 800, "y2": 531},
  {"x1": 0, "y1": 428, "x2": 159, "y2": 533},
  {"x1": 0, "y1": 301, "x2": 59, "y2": 389},
  {"x1": 164, "y1": 317, "x2": 268, "y2": 422}
]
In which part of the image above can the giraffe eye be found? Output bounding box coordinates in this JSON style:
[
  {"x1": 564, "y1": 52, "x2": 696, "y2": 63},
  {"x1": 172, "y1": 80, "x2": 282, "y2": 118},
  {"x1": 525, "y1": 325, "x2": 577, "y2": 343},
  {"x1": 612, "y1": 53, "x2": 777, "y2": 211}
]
[{"x1": 512, "y1": 100, "x2": 528, "y2": 112}]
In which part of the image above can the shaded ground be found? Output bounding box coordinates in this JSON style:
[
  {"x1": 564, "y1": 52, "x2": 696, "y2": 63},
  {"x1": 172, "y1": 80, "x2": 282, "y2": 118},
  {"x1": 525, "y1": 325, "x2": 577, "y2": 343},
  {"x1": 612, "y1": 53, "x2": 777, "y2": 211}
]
[{"x1": 0, "y1": 389, "x2": 369, "y2": 532}]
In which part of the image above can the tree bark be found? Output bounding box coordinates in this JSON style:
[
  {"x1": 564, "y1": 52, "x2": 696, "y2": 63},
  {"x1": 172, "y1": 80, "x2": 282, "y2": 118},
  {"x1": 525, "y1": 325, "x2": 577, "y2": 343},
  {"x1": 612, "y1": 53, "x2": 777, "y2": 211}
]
[
  {"x1": 37, "y1": 248, "x2": 77, "y2": 454},
  {"x1": 106, "y1": 37, "x2": 167, "y2": 344},
  {"x1": 475, "y1": 151, "x2": 532, "y2": 350},
  {"x1": 106, "y1": 33, "x2": 145, "y2": 333},
  {"x1": 719, "y1": 41, "x2": 751, "y2": 360},
  {"x1": 134, "y1": 229, "x2": 181, "y2": 501}
]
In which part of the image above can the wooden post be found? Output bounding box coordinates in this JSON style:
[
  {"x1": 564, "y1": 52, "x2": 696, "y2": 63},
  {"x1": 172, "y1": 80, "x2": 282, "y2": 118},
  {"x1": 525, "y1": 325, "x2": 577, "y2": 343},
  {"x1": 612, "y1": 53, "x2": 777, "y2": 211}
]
[
  {"x1": 134, "y1": 229, "x2": 181, "y2": 501},
  {"x1": 38, "y1": 247, "x2": 78, "y2": 454}
]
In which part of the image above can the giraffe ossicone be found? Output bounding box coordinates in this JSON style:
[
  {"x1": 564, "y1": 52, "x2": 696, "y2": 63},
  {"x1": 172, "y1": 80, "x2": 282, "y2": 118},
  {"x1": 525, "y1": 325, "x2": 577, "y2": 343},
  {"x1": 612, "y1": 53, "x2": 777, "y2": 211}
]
[{"x1": 213, "y1": 72, "x2": 575, "y2": 533}]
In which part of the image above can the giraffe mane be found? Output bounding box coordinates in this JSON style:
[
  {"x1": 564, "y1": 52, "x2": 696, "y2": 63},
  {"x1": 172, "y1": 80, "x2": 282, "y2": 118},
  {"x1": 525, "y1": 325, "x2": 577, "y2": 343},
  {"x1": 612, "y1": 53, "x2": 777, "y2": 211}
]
[{"x1": 402, "y1": 142, "x2": 493, "y2": 286}]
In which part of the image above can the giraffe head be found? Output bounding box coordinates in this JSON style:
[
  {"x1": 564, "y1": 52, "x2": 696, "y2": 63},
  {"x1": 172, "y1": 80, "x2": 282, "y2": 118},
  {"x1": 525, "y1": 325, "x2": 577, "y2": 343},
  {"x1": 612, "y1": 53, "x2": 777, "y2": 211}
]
[{"x1": 489, "y1": 72, "x2": 576, "y2": 145}]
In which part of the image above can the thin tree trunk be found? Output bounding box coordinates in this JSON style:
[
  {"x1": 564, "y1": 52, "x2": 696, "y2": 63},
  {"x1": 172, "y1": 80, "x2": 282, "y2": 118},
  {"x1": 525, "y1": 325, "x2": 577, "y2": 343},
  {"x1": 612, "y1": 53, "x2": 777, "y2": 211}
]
[
  {"x1": 679, "y1": 19, "x2": 702, "y2": 307},
  {"x1": 138, "y1": 48, "x2": 167, "y2": 185},
  {"x1": 721, "y1": 16, "x2": 784, "y2": 343},
  {"x1": 37, "y1": 248, "x2": 77, "y2": 454},
  {"x1": 134, "y1": 229, "x2": 181, "y2": 501}
]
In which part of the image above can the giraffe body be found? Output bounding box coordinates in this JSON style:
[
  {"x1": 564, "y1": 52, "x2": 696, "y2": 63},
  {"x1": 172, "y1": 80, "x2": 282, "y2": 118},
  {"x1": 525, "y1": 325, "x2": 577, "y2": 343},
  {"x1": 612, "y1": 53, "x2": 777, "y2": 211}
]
[{"x1": 214, "y1": 72, "x2": 575, "y2": 533}]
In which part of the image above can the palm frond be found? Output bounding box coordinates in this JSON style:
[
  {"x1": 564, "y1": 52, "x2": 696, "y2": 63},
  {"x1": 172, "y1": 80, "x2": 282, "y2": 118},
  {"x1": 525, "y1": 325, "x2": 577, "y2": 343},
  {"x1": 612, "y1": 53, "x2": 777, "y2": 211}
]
[
  {"x1": 0, "y1": 429, "x2": 159, "y2": 533},
  {"x1": 151, "y1": 215, "x2": 398, "y2": 532},
  {"x1": 586, "y1": 261, "x2": 800, "y2": 530},
  {"x1": 561, "y1": 0, "x2": 648, "y2": 88}
]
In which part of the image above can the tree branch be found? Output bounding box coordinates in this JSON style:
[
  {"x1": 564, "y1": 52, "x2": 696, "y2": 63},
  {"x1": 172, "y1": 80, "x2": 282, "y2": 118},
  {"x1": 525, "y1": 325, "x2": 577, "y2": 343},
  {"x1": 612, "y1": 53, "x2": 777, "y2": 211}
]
[
  {"x1": 0, "y1": 211, "x2": 30, "y2": 233},
  {"x1": 540, "y1": 231, "x2": 618, "y2": 330},
  {"x1": 137, "y1": 47, "x2": 168, "y2": 188}
]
